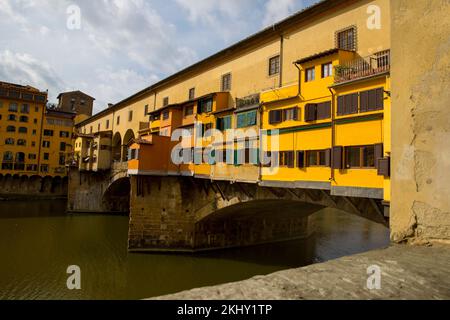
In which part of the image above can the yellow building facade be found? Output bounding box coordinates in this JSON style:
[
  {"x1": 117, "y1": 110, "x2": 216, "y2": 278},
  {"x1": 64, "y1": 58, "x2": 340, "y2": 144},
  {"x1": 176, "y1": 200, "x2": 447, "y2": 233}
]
[
  {"x1": 76, "y1": 0, "x2": 392, "y2": 204},
  {"x1": 0, "y1": 81, "x2": 75, "y2": 178}
]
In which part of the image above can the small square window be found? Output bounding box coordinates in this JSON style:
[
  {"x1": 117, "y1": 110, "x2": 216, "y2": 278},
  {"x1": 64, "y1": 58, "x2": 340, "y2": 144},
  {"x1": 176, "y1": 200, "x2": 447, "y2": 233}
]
[
  {"x1": 321, "y1": 62, "x2": 333, "y2": 78},
  {"x1": 305, "y1": 67, "x2": 315, "y2": 82}
]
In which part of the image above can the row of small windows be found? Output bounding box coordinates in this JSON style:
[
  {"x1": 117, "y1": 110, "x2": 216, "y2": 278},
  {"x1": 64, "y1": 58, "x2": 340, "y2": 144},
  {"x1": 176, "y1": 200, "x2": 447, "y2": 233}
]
[
  {"x1": 0, "y1": 102, "x2": 39, "y2": 114},
  {"x1": 5, "y1": 138, "x2": 29, "y2": 146},
  {"x1": 265, "y1": 144, "x2": 383, "y2": 171},
  {"x1": 0, "y1": 88, "x2": 46, "y2": 103},
  {"x1": 305, "y1": 62, "x2": 333, "y2": 82},
  {"x1": 5, "y1": 115, "x2": 30, "y2": 122}
]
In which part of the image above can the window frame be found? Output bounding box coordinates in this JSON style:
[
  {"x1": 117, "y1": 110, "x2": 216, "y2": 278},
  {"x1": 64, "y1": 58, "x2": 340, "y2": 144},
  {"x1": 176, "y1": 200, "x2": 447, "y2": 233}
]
[
  {"x1": 268, "y1": 55, "x2": 280, "y2": 76},
  {"x1": 221, "y1": 73, "x2": 232, "y2": 92},
  {"x1": 344, "y1": 145, "x2": 376, "y2": 169},
  {"x1": 321, "y1": 62, "x2": 333, "y2": 78},
  {"x1": 336, "y1": 26, "x2": 357, "y2": 51},
  {"x1": 305, "y1": 67, "x2": 316, "y2": 82}
]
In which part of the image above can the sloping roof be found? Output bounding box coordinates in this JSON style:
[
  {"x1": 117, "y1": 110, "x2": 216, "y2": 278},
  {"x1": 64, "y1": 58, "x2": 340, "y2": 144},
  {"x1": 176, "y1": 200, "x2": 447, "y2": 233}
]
[
  {"x1": 57, "y1": 90, "x2": 95, "y2": 100},
  {"x1": 296, "y1": 48, "x2": 341, "y2": 64}
]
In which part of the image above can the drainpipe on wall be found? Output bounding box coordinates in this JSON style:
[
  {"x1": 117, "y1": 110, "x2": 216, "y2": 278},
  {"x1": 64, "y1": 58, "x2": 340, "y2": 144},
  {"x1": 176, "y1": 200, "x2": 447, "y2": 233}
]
[
  {"x1": 279, "y1": 35, "x2": 284, "y2": 88},
  {"x1": 328, "y1": 87, "x2": 336, "y2": 182}
]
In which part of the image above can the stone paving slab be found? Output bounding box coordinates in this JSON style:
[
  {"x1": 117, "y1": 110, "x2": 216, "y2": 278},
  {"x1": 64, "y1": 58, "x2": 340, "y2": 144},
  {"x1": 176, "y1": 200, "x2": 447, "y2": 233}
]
[{"x1": 154, "y1": 245, "x2": 450, "y2": 300}]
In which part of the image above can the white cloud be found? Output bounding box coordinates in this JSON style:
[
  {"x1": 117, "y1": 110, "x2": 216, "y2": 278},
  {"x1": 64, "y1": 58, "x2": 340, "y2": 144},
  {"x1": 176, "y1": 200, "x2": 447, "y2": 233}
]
[
  {"x1": 263, "y1": 0, "x2": 300, "y2": 27},
  {"x1": 0, "y1": 50, "x2": 65, "y2": 102},
  {"x1": 0, "y1": 0, "x2": 313, "y2": 114}
]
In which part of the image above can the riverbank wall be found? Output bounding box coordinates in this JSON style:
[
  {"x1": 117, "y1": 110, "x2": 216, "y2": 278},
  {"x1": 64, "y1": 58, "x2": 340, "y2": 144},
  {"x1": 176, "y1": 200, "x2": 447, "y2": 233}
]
[{"x1": 0, "y1": 174, "x2": 67, "y2": 200}]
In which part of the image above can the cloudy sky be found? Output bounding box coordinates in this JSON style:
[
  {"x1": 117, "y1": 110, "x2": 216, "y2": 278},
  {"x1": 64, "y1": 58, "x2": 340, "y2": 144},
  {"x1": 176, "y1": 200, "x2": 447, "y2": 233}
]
[{"x1": 0, "y1": 0, "x2": 318, "y2": 113}]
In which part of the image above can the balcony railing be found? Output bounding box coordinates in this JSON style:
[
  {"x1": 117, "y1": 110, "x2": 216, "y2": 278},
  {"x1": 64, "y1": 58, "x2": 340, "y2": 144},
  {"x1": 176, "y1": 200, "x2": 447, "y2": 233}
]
[{"x1": 334, "y1": 50, "x2": 390, "y2": 84}]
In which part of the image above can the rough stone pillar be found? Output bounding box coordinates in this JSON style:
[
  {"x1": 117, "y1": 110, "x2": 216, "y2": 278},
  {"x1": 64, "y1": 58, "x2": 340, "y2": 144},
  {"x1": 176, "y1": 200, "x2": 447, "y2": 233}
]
[{"x1": 390, "y1": 0, "x2": 450, "y2": 243}]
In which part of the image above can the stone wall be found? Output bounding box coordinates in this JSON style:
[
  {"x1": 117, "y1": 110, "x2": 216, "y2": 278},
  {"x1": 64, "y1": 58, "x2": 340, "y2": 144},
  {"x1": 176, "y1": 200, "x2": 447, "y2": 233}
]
[
  {"x1": 67, "y1": 167, "x2": 130, "y2": 213},
  {"x1": 390, "y1": 0, "x2": 450, "y2": 243},
  {"x1": 128, "y1": 175, "x2": 386, "y2": 252},
  {"x1": 0, "y1": 175, "x2": 67, "y2": 199}
]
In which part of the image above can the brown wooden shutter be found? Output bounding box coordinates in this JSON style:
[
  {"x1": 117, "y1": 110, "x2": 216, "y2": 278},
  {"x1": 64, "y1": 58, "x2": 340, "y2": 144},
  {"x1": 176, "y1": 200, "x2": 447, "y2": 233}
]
[
  {"x1": 305, "y1": 104, "x2": 317, "y2": 122},
  {"x1": 374, "y1": 143, "x2": 384, "y2": 169},
  {"x1": 269, "y1": 110, "x2": 274, "y2": 124},
  {"x1": 293, "y1": 107, "x2": 299, "y2": 121},
  {"x1": 325, "y1": 148, "x2": 331, "y2": 167},
  {"x1": 351, "y1": 93, "x2": 358, "y2": 114},
  {"x1": 332, "y1": 146, "x2": 343, "y2": 169},
  {"x1": 297, "y1": 151, "x2": 305, "y2": 168},
  {"x1": 378, "y1": 157, "x2": 390, "y2": 177},
  {"x1": 360, "y1": 91, "x2": 368, "y2": 113},
  {"x1": 317, "y1": 101, "x2": 331, "y2": 120},
  {"x1": 368, "y1": 90, "x2": 376, "y2": 111},
  {"x1": 376, "y1": 88, "x2": 384, "y2": 110},
  {"x1": 287, "y1": 151, "x2": 295, "y2": 168},
  {"x1": 337, "y1": 96, "x2": 344, "y2": 115},
  {"x1": 269, "y1": 110, "x2": 282, "y2": 124}
]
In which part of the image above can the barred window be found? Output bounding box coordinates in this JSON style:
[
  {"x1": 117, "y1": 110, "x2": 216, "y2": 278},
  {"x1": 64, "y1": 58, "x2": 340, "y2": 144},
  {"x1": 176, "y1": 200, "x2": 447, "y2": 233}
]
[
  {"x1": 336, "y1": 26, "x2": 357, "y2": 51},
  {"x1": 268, "y1": 55, "x2": 280, "y2": 76}
]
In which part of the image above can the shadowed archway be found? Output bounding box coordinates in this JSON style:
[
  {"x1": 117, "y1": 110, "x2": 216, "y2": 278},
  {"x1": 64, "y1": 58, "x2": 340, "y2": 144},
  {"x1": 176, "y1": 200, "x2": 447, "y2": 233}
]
[{"x1": 102, "y1": 177, "x2": 131, "y2": 213}]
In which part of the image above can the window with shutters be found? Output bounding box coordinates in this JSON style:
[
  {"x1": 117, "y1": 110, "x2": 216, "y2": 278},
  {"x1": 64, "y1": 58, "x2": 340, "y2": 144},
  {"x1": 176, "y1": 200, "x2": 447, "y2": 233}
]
[
  {"x1": 198, "y1": 98, "x2": 213, "y2": 114},
  {"x1": 283, "y1": 107, "x2": 298, "y2": 121},
  {"x1": 337, "y1": 93, "x2": 358, "y2": 116},
  {"x1": 279, "y1": 151, "x2": 294, "y2": 168},
  {"x1": 269, "y1": 109, "x2": 282, "y2": 124},
  {"x1": 221, "y1": 73, "x2": 232, "y2": 91},
  {"x1": 305, "y1": 67, "x2": 315, "y2": 82},
  {"x1": 216, "y1": 115, "x2": 231, "y2": 131},
  {"x1": 268, "y1": 55, "x2": 280, "y2": 76},
  {"x1": 306, "y1": 150, "x2": 330, "y2": 167},
  {"x1": 321, "y1": 62, "x2": 333, "y2": 78},
  {"x1": 317, "y1": 101, "x2": 331, "y2": 120},
  {"x1": 345, "y1": 145, "x2": 375, "y2": 168},
  {"x1": 360, "y1": 88, "x2": 384, "y2": 112},
  {"x1": 304, "y1": 104, "x2": 317, "y2": 122},
  {"x1": 336, "y1": 26, "x2": 357, "y2": 51}
]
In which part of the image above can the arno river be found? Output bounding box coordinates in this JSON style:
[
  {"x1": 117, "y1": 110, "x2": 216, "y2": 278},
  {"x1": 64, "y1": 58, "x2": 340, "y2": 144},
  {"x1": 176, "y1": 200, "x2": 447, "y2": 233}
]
[{"x1": 0, "y1": 200, "x2": 389, "y2": 300}]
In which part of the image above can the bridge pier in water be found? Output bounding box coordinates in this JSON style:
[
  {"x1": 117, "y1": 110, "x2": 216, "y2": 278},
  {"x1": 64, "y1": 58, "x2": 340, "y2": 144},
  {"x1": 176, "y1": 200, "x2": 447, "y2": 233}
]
[
  {"x1": 127, "y1": 175, "x2": 387, "y2": 252},
  {"x1": 67, "y1": 166, "x2": 388, "y2": 252}
]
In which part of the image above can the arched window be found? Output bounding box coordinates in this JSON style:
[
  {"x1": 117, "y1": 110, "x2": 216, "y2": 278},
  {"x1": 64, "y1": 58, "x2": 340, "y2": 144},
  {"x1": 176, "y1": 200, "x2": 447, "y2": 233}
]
[
  {"x1": 17, "y1": 139, "x2": 26, "y2": 146},
  {"x1": 5, "y1": 138, "x2": 14, "y2": 145},
  {"x1": 3, "y1": 151, "x2": 13, "y2": 162},
  {"x1": 15, "y1": 152, "x2": 25, "y2": 163},
  {"x1": 8, "y1": 114, "x2": 16, "y2": 121},
  {"x1": 19, "y1": 116, "x2": 28, "y2": 123},
  {"x1": 18, "y1": 127, "x2": 27, "y2": 134},
  {"x1": 6, "y1": 126, "x2": 16, "y2": 132}
]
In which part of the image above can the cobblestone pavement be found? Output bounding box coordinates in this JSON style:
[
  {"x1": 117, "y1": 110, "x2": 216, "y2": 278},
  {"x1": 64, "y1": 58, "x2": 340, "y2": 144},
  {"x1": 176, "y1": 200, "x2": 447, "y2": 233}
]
[{"x1": 154, "y1": 244, "x2": 450, "y2": 300}]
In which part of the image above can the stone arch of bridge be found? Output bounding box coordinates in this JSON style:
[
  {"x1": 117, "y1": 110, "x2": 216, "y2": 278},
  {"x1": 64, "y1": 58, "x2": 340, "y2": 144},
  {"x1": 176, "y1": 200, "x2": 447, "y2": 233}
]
[{"x1": 102, "y1": 176, "x2": 131, "y2": 213}]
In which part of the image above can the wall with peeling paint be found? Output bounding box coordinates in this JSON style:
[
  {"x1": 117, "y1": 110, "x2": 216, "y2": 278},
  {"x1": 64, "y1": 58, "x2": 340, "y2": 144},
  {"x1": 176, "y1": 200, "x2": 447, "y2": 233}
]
[{"x1": 390, "y1": 0, "x2": 450, "y2": 243}]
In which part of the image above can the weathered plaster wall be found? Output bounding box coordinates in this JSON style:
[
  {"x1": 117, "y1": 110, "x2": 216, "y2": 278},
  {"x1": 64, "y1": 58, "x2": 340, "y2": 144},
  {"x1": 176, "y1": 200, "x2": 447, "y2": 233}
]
[{"x1": 390, "y1": 0, "x2": 450, "y2": 243}]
